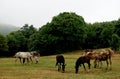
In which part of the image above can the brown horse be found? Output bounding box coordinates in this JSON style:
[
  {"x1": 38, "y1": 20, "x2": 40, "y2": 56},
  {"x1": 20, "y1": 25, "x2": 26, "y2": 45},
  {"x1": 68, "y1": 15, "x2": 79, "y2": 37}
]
[
  {"x1": 84, "y1": 48, "x2": 114, "y2": 70},
  {"x1": 83, "y1": 49, "x2": 100, "y2": 67},
  {"x1": 75, "y1": 55, "x2": 91, "y2": 73},
  {"x1": 94, "y1": 48, "x2": 114, "y2": 70}
]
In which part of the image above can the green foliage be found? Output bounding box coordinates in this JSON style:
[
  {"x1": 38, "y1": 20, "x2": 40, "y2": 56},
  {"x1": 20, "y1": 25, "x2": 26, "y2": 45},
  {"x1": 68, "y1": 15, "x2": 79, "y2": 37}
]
[
  {"x1": 7, "y1": 31, "x2": 27, "y2": 55},
  {"x1": 84, "y1": 23, "x2": 97, "y2": 49},
  {"x1": 84, "y1": 21, "x2": 116, "y2": 49},
  {"x1": 114, "y1": 19, "x2": 120, "y2": 36},
  {"x1": 31, "y1": 12, "x2": 86, "y2": 55},
  {"x1": 0, "y1": 34, "x2": 8, "y2": 52},
  {"x1": 111, "y1": 34, "x2": 120, "y2": 50},
  {"x1": 6, "y1": 24, "x2": 37, "y2": 56},
  {"x1": 1, "y1": 12, "x2": 120, "y2": 56},
  {"x1": 99, "y1": 23, "x2": 115, "y2": 48}
]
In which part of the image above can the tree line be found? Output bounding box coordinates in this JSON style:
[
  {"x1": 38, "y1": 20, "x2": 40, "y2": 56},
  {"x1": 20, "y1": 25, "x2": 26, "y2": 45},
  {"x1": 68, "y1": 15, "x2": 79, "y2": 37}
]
[{"x1": 0, "y1": 12, "x2": 120, "y2": 56}]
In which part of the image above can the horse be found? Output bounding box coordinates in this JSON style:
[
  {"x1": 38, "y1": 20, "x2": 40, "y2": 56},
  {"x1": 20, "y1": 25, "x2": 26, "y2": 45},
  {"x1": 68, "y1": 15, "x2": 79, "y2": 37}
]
[
  {"x1": 14, "y1": 52, "x2": 34, "y2": 64},
  {"x1": 75, "y1": 55, "x2": 91, "y2": 73},
  {"x1": 84, "y1": 48, "x2": 114, "y2": 70},
  {"x1": 94, "y1": 48, "x2": 114, "y2": 70},
  {"x1": 56, "y1": 55, "x2": 66, "y2": 73}
]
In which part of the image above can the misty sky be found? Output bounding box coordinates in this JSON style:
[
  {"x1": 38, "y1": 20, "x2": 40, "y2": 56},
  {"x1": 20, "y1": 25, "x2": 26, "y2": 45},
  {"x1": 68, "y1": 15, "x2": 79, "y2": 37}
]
[{"x1": 0, "y1": 0, "x2": 120, "y2": 28}]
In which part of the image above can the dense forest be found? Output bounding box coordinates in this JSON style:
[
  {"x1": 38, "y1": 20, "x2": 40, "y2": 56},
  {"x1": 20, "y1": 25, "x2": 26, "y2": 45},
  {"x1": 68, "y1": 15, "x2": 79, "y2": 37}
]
[{"x1": 0, "y1": 12, "x2": 120, "y2": 56}]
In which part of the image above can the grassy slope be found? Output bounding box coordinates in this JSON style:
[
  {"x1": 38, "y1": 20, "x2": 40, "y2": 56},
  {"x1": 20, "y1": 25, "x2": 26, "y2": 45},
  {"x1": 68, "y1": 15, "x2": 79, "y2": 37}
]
[{"x1": 0, "y1": 51, "x2": 120, "y2": 79}]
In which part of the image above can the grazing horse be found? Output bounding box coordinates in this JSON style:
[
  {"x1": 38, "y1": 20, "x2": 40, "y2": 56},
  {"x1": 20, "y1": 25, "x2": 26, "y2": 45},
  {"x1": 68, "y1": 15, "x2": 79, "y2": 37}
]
[
  {"x1": 85, "y1": 50, "x2": 101, "y2": 68},
  {"x1": 56, "y1": 55, "x2": 66, "y2": 73},
  {"x1": 75, "y1": 55, "x2": 91, "y2": 73},
  {"x1": 84, "y1": 48, "x2": 114, "y2": 70},
  {"x1": 14, "y1": 52, "x2": 34, "y2": 64},
  {"x1": 94, "y1": 48, "x2": 114, "y2": 70}
]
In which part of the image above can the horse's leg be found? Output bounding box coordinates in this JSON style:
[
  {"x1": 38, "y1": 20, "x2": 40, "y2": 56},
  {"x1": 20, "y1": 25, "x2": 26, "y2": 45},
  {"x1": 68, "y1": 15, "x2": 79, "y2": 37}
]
[
  {"x1": 94, "y1": 59, "x2": 98, "y2": 68},
  {"x1": 58, "y1": 63, "x2": 61, "y2": 71},
  {"x1": 88, "y1": 62, "x2": 91, "y2": 69},
  {"x1": 27, "y1": 58, "x2": 29, "y2": 63},
  {"x1": 106, "y1": 59, "x2": 109, "y2": 70},
  {"x1": 60, "y1": 63, "x2": 62, "y2": 71},
  {"x1": 29, "y1": 57, "x2": 33, "y2": 63},
  {"x1": 82, "y1": 64, "x2": 86, "y2": 71},
  {"x1": 97, "y1": 60, "x2": 100, "y2": 67},
  {"x1": 75, "y1": 65, "x2": 79, "y2": 73},
  {"x1": 99, "y1": 61, "x2": 103, "y2": 68},
  {"x1": 15, "y1": 58, "x2": 18, "y2": 63},
  {"x1": 109, "y1": 57, "x2": 112, "y2": 70},
  {"x1": 62, "y1": 63, "x2": 65, "y2": 73},
  {"x1": 19, "y1": 58, "x2": 22, "y2": 63},
  {"x1": 23, "y1": 58, "x2": 25, "y2": 64},
  {"x1": 56, "y1": 61, "x2": 58, "y2": 66}
]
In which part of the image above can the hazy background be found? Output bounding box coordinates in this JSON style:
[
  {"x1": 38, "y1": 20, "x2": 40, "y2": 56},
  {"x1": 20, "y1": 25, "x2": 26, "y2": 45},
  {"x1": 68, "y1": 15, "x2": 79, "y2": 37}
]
[{"x1": 0, "y1": 0, "x2": 120, "y2": 28}]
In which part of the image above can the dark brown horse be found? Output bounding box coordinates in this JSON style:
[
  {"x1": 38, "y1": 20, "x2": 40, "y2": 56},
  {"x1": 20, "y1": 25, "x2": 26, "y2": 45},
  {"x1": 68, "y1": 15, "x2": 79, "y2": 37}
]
[
  {"x1": 56, "y1": 55, "x2": 66, "y2": 73},
  {"x1": 75, "y1": 55, "x2": 91, "y2": 73}
]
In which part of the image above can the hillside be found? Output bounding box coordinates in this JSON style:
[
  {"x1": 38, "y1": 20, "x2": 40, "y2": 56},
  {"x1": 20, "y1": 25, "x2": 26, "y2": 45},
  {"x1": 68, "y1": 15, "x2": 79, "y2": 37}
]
[{"x1": 0, "y1": 23, "x2": 20, "y2": 35}]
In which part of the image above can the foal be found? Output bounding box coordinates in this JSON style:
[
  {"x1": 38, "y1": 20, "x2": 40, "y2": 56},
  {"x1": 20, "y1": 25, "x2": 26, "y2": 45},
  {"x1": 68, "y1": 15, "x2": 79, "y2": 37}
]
[
  {"x1": 75, "y1": 55, "x2": 91, "y2": 73},
  {"x1": 56, "y1": 55, "x2": 66, "y2": 73}
]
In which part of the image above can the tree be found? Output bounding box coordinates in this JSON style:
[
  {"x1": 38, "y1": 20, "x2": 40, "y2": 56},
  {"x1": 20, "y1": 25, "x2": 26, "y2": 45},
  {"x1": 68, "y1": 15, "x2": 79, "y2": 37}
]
[
  {"x1": 7, "y1": 31, "x2": 27, "y2": 55},
  {"x1": 99, "y1": 24, "x2": 115, "y2": 48},
  {"x1": 84, "y1": 23, "x2": 97, "y2": 49},
  {"x1": 0, "y1": 34, "x2": 8, "y2": 53},
  {"x1": 111, "y1": 34, "x2": 120, "y2": 50},
  {"x1": 20, "y1": 24, "x2": 37, "y2": 51},
  {"x1": 31, "y1": 12, "x2": 86, "y2": 55},
  {"x1": 114, "y1": 19, "x2": 120, "y2": 36},
  {"x1": 20, "y1": 24, "x2": 37, "y2": 38}
]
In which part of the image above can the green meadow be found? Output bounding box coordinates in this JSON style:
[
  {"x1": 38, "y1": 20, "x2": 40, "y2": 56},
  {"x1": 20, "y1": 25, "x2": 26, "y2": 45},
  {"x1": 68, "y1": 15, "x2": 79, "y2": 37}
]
[{"x1": 0, "y1": 51, "x2": 120, "y2": 79}]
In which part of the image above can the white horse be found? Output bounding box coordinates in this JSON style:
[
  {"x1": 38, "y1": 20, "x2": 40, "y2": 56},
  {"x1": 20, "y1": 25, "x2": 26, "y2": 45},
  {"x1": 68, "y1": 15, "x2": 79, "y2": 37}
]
[{"x1": 14, "y1": 52, "x2": 34, "y2": 64}]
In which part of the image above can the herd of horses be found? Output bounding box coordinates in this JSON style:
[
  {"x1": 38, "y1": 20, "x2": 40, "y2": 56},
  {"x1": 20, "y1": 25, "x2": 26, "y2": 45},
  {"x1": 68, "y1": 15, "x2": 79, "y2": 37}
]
[
  {"x1": 55, "y1": 48, "x2": 114, "y2": 73},
  {"x1": 75, "y1": 48, "x2": 114, "y2": 73},
  {"x1": 14, "y1": 48, "x2": 114, "y2": 74}
]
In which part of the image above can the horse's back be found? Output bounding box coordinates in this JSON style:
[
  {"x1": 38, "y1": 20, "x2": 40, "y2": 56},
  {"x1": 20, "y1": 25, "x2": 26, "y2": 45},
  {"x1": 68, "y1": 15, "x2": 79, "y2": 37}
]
[
  {"x1": 76, "y1": 55, "x2": 90, "y2": 64},
  {"x1": 56, "y1": 55, "x2": 65, "y2": 63},
  {"x1": 15, "y1": 52, "x2": 32, "y2": 58},
  {"x1": 14, "y1": 52, "x2": 21, "y2": 57}
]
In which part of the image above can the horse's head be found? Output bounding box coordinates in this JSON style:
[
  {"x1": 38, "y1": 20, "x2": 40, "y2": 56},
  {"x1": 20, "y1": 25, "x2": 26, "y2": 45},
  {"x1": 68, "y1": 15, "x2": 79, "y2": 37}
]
[
  {"x1": 14, "y1": 52, "x2": 21, "y2": 58},
  {"x1": 75, "y1": 64, "x2": 80, "y2": 73},
  {"x1": 75, "y1": 61, "x2": 82, "y2": 74},
  {"x1": 30, "y1": 51, "x2": 39, "y2": 57},
  {"x1": 62, "y1": 64, "x2": 66, "y2": 73}
]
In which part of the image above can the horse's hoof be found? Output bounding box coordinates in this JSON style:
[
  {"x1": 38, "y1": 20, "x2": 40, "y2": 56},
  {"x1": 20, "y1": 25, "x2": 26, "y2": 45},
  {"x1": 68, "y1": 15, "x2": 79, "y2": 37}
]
[{"x1": 75, "y1": 72, "x2": 78, "y2": 74}]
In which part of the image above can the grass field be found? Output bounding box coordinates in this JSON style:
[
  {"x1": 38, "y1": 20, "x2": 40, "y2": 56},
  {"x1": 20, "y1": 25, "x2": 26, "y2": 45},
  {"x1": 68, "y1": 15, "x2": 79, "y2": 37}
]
[{"x1": 0, "y1": 51, "x2": 120, "y2": 79}]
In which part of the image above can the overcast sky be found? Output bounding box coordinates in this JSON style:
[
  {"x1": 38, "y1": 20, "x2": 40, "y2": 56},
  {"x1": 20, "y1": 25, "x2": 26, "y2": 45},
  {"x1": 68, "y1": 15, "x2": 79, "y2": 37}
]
[{"x1": 0, "y1": 0, "x2": 120, "y2": 28}]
